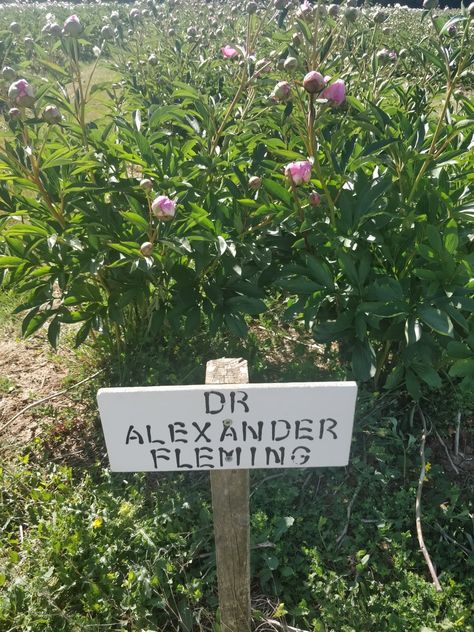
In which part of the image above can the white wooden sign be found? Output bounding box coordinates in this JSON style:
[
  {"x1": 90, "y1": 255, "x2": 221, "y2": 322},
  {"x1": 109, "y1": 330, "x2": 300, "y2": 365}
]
[{"x1": 97, "y1": 382, "x2": 357, "y2": 472}]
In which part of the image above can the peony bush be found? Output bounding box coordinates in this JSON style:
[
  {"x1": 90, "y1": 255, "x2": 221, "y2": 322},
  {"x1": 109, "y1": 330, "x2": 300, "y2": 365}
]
[{"x1": 0, "y1": 0, "x2": 473, "y2": 400}]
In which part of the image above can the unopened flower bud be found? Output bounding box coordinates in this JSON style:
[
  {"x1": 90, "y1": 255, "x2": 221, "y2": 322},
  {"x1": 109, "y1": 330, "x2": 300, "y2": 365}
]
[
  {"x1": 423, "y1": 0, "x2": 439, "y2": 9},
  {"x1": 140, "y1": 242, "x2": 154, "y2": 256},
  {"x1": 249, "y1": 176, "x2": 262, "y2": 190},
  {"x1": 303, "y1": 70, "x2": 326, "y2": 94},
  {"x1": 344, "y1": 7, "x2": 359, "y2": 22},
  {"x1": 373, "y1": 10, "x2": 388, "y2": 24},
  {"x1": 140, "y1": 178, "x2": 153, "y2": 191},
  {"x1": 296, "y1": 0, "x2": 313, "y2": 21},
  {"x1": 274, "y1": 0, "x2": 286, "y2": 9},
  {"x1": 9, "y1": 22, "x2": 21, "y2": 35},
  {"x1": 129, "y1": 8, "x2": 140, "y2": 20},
  {"x1": 187, "y1": 26, "x2": 197, "y2": 38},
  {"x1": 63, "y1": 15, "x2": 82, "y2": 37},
  {"x1": 328, "y1": 4, "x2": 339, "y2": 17},
  {"x1": 148, "y1": 53, "x2": 158, "y2": 65},
  {"x1": 309, "y1": 190, "x2": 321, "y2": 206},
  {"x1": 469, "y1": 2, "x2": 474, "y2": 17},
  {"x1": 43, "y1": 104, "x2": 61, "y2": 124},
  {"x1": 377, "y1": 48, "x2": 391, "y2": 64},
  {"x1": 292, "y1": 33, "x2": 301, "y2": 47},
  {"x1": 8, "y1": 78, "x2": 35, "y2": 108},
  {"x1": 49, "y1": 23, "x2": 62, "y2": 37},
  {"x1": 271, "y1": 80, "x2": 291, "y2": 101},
  {"x1": 399, "y1": 48, "x2": 408, "y2": 59},
  {"x1": 284, "y1": 56, "x2": 297, "y2": 71},
  {"x1": 8, "y1": 107, "x2": 21, "y2": 120},
  {"x1": 246, "y1": 2, "x2": 258, "y2": 14},
  {"x1": 2, "y1": 66, "x2": 16, "y2": 82},
  {"x1": 110, "y1": 11, "x2": 120, "y2": 24},
  {"x1": 101, "y1": 25, "x2": 114, "y2": 40}
]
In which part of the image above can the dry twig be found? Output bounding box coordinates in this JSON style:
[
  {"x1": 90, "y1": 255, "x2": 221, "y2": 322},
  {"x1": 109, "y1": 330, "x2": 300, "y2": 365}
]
[
  {"x1": 416, "y1": 405, "x2": 442, "y2": 592},
  {"x1": 336, "y1": 483, "x2": 361, "y2": 548}
]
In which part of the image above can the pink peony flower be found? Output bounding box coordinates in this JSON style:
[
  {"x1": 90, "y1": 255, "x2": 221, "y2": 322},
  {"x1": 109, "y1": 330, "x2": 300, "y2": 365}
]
[
  {"x1": 285, "y1": 160, "x2": 312, "y2": 186},
  {"x1": 151, "y1": 195, "x2": 177, "y2": 221},
  {"x1": 321, "y1": 79, "x2": 346, "y2": 106},
  {"x1": 303, "y1": 70, "x2": 326, "y2": 94},
  {"x1": 8, "y1": 79, "x2": 35, "y2": 107},
  {"x1": 221, "y1": 45, "x2": 238, "y2": 59}
]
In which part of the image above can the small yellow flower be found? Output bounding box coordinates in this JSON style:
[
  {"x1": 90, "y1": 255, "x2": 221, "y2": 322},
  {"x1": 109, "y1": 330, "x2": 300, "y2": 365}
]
[
  {"x1": 424, "y1": 462, "x2": 432, "y2": 482},
  {"x1": 92, "y1": 517, "x2": 103, "y2": 529}
]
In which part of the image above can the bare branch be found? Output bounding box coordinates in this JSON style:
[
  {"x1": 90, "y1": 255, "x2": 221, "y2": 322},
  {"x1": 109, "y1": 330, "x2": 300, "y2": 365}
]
[{"x1": 416, "y1": 405, "x2": 442, "y2": 592}]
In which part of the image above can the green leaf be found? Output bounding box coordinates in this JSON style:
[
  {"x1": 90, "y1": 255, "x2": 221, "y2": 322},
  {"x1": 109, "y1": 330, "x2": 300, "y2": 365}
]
[
  {"x1": 444, "y1": 219, "x2": 458, "y2": 254},
  {"x1": 412, "y1": 363, "x2": 442, "y2": 389},
  {"x1": 351, "y1": 341, "x2": 376, "y2": 381},
  {"x1": 225, "y1": 296, "x2": 266, "y2": 315},
  {"x1": 446, "y1": 341, "x2": 472, "y2": 359},
  {"x1": 224, "y1": 313, "x2": 248, "y2": 337},
  {"x1": 121, "y1": 211, "x2": 149, "y2": 233},
  {"x1": 418, "y1": 306, "x2": 453, "y2": 336},
  {"x1": 449, "y1": 359, "x2": 474, "y2": 378},
  {"x1": 0, "y1": 256, "x2": 25, "y2": 268},
  {"x1": 277, "y1": 277, "x2": 322, "y2": 294},
  {"x1": 74, "y1": 320, "x2": 92, "y2": 347},
  {"x1": 23, "y1": 310, "x2": 50, "y2": 338},
  {"x1": 384, "y1": 365, "x2": 405, "y2": 390},
  {"x1": 47, "y1": 317, "x2": 60, "y2": 349},
  {"x1": 306, "y1": 256, "x2": 333, "y2": 288},
  {"x1": 263, "y1": 179, "x2": 291, "y2": 207},
  {"x1": 405, "y1": 370, "x2": 422, "y2": 401}
]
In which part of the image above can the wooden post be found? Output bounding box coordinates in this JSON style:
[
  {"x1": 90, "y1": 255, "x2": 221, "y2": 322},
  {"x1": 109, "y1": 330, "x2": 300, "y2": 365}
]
[{"x1": 206, "y1": 358, "x2": 251, "y2": 632}]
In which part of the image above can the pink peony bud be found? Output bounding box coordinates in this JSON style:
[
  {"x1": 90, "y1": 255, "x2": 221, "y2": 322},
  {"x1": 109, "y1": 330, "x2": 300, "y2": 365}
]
[
  {"x1": 101, "y1": 25, "x2": 114, "y2": 40},
  {"x1": 271, "y1": 80, "x2": 291, "y2": 101},
  {"x1": 303, "y1": 71, "x2": 326, "y2": 94},
  {"x1": 284, "y1": 160, "x2": 312, "y2": 186},
  {"x1": 8, "y1": 79, "x2": 35, "y2": 108},
  {"x1": 283, "y1": 57, "x2": 297, "y2": 71},
  {"x1": 43, "y1": 104, "x2": 61, "y2": 124},
  {"x1": 8, "y1": 107, "x2": 21, "y2": 120},
  {"x1": 321, "y1": 79, "x2": 346, "y2": 106},
  {"x1": 140, "y1": 242, "x2": 154, "y2": 256},
  {"x1": 151, "y1": 195, "x2": 177, "y2": 221},
  {"x1": 63, "y1": 15, "x2": 82, "y2": 37},
  {"x1": 221, "y1": 45, "x2": 238, "y2": 59},
  {"x1": 48, "y1": 23, "x2": 62, "y2": 38},
  {"x1": 309, "y1": 190, "x2": 321, "y2": 206},
  {"x1": 248, "y1": 176, "x2": 262, "y2": 190}
]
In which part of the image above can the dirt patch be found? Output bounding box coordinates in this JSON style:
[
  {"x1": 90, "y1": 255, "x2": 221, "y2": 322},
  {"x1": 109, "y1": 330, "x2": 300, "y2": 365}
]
[
  {"x1": 0, "y1": 331, "x2": 70, "y2": 443},
  {"x1": 0, "y1": 320, "x2": 104, "y2": 467}
]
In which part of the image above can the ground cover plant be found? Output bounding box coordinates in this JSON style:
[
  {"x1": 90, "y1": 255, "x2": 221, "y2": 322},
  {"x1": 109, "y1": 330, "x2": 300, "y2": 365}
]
[{"x1": 0, "y1": 1, "x2": 473, "y2": 631}]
